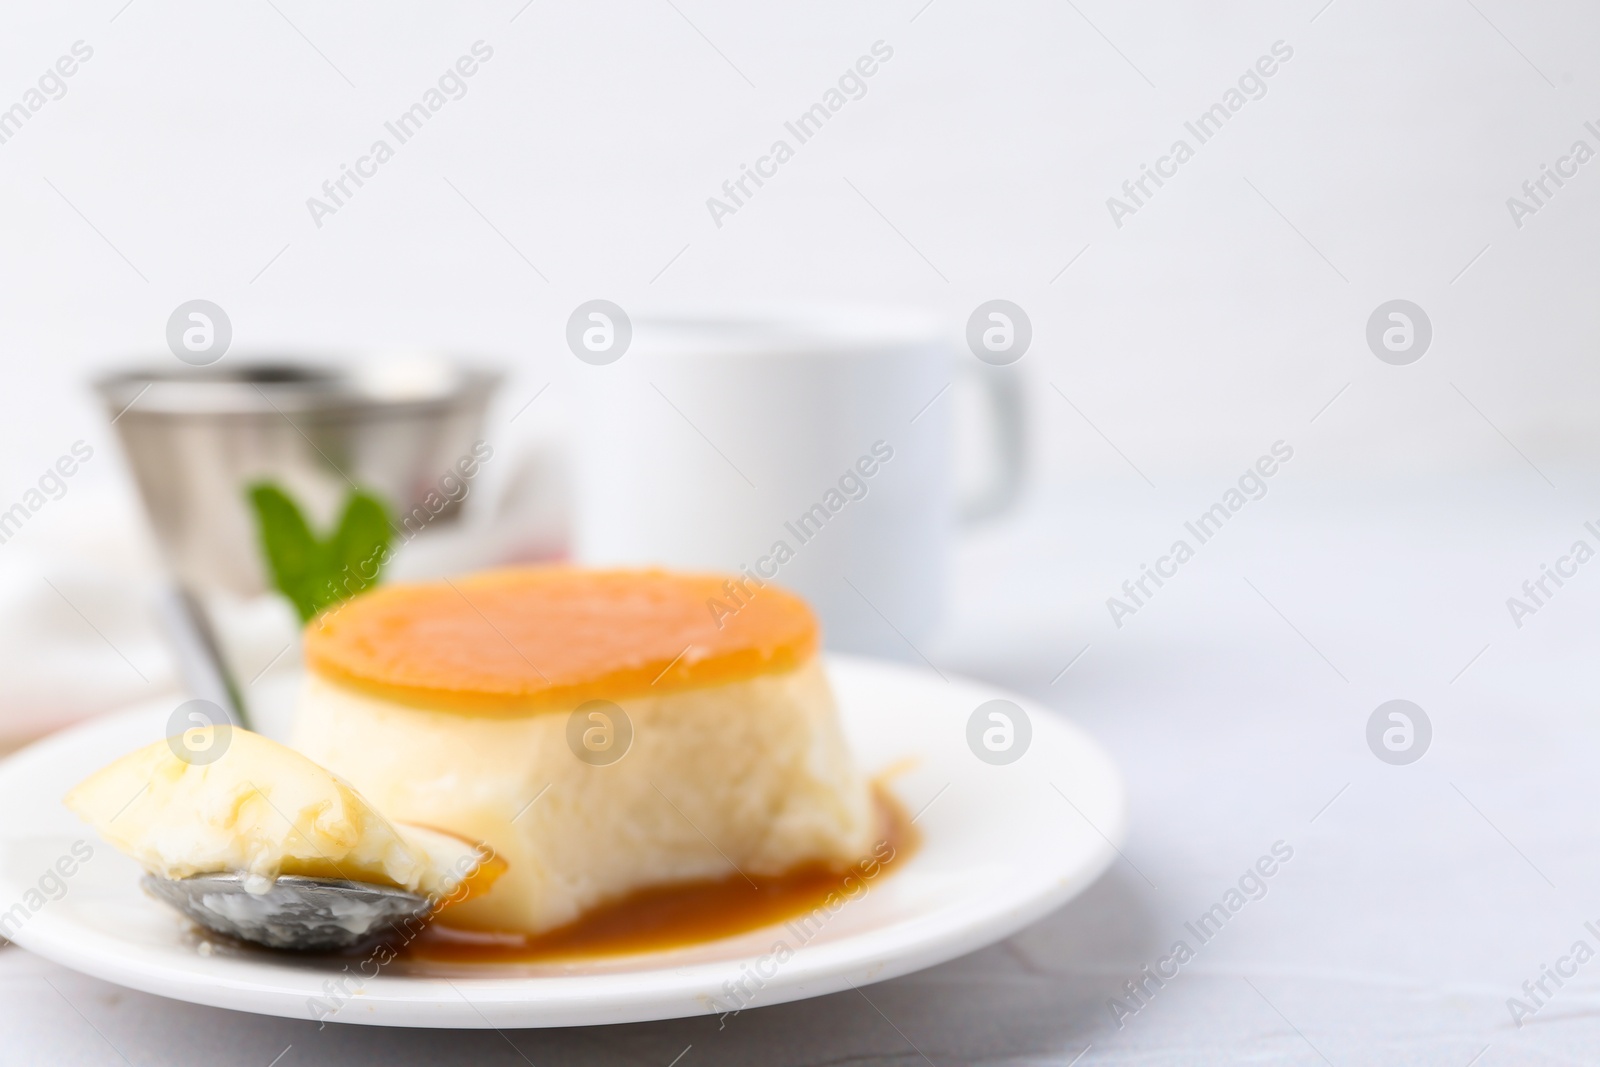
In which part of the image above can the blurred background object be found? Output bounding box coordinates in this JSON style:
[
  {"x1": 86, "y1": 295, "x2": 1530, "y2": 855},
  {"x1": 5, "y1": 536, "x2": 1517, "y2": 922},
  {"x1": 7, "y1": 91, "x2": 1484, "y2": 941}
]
[
  {"x1": 5, "y1": 1, "x2": 1600, "y2": 1060},
  {"x1": 0, "y1": 530, "x2": 173, "y2": 750},
  {"x1": 93, "y1": 358, "x2": 509, "y2": 733},
  {"x1": 2, "y1": 0, "x2": 1591, "y2": 496},
  {"x1": 0, "y1": 0, "x2": 1592, "y2": 740},
  {"x1": 573, "y1": 312, "x2": 1025, "y2": 656},
  {"x1": 96, "y1": 359, "x2": 501, "y2": 597}
]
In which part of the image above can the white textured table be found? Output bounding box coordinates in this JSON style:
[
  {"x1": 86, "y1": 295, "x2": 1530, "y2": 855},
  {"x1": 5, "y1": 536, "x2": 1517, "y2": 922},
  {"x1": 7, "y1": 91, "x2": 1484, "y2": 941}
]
[{"x1": 3, "y1": 476, "x2": 1594, "y2": 1065}]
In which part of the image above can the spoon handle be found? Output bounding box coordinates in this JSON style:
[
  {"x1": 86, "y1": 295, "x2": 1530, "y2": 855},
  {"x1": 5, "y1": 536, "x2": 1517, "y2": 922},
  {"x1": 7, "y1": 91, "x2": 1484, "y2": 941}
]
[{"x1": 157, "y1": 585, "x2": 252, "y2": 731}]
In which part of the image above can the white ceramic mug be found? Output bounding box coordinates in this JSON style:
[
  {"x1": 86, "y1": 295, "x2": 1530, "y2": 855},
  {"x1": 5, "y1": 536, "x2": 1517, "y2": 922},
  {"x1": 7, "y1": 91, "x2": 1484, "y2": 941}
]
[{"x1": 573, "y1": 313, "x2": 1023, "y2": 658}]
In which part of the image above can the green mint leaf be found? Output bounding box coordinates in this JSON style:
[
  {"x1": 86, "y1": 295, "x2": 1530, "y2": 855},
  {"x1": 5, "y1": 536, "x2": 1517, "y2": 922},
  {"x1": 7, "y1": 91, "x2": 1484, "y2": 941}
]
[
  {"x1": 327, "y1": 490, "x2": 392, "y2": 605},
  {"x1": 246, "y1": 481, "x2": 394, "y2": 624},
  {"x1": 246, "y1": 483, "x2": 323, "y2": 622}
]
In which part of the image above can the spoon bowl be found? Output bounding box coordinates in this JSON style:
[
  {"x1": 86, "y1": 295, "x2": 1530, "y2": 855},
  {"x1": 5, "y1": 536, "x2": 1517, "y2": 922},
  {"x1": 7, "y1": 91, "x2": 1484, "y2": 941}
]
[{"x1": 141, "y1": 873, "x2": 433, "y2": 952}]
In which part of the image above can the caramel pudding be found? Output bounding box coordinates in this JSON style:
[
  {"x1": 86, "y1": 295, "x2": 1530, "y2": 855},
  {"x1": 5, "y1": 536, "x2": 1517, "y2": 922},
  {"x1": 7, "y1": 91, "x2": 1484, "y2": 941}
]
[
  {"x1": 402, "y1": 785, "x2": 909, "y2": 964},
  {"x1": 65, "y1": 727, "x2": 503, "y2": 901},
  {"x1": 292, "y1": 567, "x2": 877, "y2": 936}
]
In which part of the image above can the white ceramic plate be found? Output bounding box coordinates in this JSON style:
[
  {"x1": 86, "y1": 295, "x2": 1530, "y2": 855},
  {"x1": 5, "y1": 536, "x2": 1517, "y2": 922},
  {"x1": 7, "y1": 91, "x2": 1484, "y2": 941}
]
[{"x1": 0, "y1": 654, "x2": 1125, "y2": 1028}]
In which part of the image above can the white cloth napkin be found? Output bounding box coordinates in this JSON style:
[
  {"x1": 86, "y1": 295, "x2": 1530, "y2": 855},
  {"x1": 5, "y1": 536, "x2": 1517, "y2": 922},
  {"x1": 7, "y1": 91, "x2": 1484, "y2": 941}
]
[
  {"x1": 0, "y1": 444, "x2": 572, "y2": 749},
  {"x1": 0, "y1": 487, "x2": 177, "y2": 748}
]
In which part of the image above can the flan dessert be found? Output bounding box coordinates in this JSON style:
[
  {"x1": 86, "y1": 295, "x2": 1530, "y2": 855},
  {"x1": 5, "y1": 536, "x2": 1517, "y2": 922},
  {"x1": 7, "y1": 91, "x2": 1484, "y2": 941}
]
[
  {"x1": 291, "y1": 567, "x2": 876, "y2": 936},
  {"x1": 65, "y1": 727, "x2": 503, "y2": 901}
]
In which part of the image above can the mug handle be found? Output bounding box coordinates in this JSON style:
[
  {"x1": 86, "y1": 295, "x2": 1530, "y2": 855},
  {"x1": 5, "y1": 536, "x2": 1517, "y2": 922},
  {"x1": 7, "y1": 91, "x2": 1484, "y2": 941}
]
[{"x1": 956, "y1": 365, "x2": 1027, "y2": 524}]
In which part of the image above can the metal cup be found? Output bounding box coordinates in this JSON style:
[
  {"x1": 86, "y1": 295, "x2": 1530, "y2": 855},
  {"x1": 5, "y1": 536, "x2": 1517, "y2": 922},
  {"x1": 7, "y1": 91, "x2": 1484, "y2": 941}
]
[{"x1": 95, "y1": 359, "x2": 502, "y2": 598}]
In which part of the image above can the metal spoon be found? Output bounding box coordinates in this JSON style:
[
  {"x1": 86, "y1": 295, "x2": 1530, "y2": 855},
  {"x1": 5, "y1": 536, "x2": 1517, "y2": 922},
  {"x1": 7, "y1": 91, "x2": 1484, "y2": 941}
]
[
  {"x1": 151, "y1": 590, "x2": 434, "y2": 951},
  {"x1": 141, "y1": 873, "x2": 433, "y2": 952},
  {"x1": 157, "y1": 585, "x2": 252, "y2": 731}
]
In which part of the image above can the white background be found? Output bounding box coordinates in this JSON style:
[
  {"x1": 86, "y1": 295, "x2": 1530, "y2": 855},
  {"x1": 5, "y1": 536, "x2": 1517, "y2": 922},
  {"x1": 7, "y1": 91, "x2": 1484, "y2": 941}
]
[
  {"x1": 1, "y1": 0, "x2": 1597, "y2": 489},
  {"x1": 5, "y1": 1, "x2": 1600, "y2": 1063}
]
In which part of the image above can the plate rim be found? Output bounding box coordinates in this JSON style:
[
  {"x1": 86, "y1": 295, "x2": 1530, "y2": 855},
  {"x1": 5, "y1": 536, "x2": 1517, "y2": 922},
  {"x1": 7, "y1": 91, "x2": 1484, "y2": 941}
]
[{"x1": 0, "y1": 653, "x2": 1127, "y2": 1027}]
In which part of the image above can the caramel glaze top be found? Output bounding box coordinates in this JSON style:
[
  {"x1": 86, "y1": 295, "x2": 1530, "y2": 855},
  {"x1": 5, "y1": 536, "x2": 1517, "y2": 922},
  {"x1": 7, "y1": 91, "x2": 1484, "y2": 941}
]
[{"x1": 304, "y1": 567, "x2": 820, "y2": 717}]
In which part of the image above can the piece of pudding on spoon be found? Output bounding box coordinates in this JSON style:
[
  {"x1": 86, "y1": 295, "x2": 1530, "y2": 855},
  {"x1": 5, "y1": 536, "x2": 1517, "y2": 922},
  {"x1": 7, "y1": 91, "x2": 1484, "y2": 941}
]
[{"x1": 65, "y1": 727, "x2": 503, "y2": 950}]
